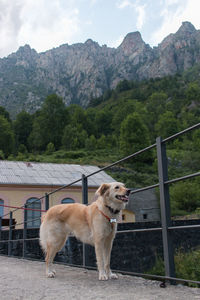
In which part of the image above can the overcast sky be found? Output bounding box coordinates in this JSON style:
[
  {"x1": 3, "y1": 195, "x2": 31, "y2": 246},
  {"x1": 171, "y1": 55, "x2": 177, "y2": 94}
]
[{"x1": 0, "y1": 0, "x2": 200, "y2": 58}]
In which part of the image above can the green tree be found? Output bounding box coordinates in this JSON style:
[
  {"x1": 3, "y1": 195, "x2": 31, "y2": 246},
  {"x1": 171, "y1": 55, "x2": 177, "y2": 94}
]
[
  {"x1": 170, "y1": 179, "x2": 200, "y2": 214},
  {"x1": 95, "y1": 109, "x2": 113, "y2": 137},
  {"x1": 146, "y1": 92, "x2": 168, "y2": 133},
  {"x1": 29, "y1": 94, "x2": 68, "y2": 151},
  {"x1": 28, "y1": 116, "x2": 45, "y2": 151},
  {"x1": 155, "y1": 111, "x2": 179, "y2": 138},
  {"x1": 112, "y1": 100, "x2": 147, "y2": 135},
  {"x1": 186, "y1": 82, "x2": 200, "y2": 103},
  {"x1": 14, "y1": 111, "x2": 32, "y2": 150},
  {"x1": 62, "y1": 125, "x2": 87, "y2": 150},
  {"x1": 46, "y1": 142, "x2": 55, "y2": 155},
  {"x1": 85, "y1": 135, "x2": 97, "y2": 151},
  {"x1": 192, "y1": 129, "x2": 200, "y2": 152},
  {"x1": 0, "y1": 115, "x2": 14, "y2": 157},
  {"x1": 0, "y1": 106, "x2": 11, "y2": 122},
  {"x1": 119, "y1": 112, "x2": 151, "y2": 160},
  {"x1": 97, "y1": 134, "x2": 106, "y2": 149}
]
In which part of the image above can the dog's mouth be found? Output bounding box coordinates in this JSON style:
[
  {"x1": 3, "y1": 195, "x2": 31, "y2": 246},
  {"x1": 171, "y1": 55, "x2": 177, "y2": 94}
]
[{"x1": 116, "y1": 194, "x2": 129, "y2": 203}]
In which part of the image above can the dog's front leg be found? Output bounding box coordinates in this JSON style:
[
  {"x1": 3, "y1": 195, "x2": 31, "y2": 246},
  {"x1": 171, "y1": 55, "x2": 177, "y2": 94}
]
[
  {"x1": 104, "y1": 236, "x2": 118, "y2": 280},
  {"x1": 94, "y1": 239, "x2": 108, "y2": 280}
]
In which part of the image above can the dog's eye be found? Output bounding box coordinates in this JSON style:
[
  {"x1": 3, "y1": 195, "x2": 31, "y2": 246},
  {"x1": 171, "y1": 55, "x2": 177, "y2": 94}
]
[{"x1": 115, "y1": 186, "x2": 119, "y2": 189}]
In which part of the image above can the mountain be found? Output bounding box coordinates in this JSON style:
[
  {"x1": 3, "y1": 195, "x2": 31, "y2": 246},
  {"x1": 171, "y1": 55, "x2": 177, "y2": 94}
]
[{"x1": 0, "y1": 21, "x2": 200, "y2": 117}]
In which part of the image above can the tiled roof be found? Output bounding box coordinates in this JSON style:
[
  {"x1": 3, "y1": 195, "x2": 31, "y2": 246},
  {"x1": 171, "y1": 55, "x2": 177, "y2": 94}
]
[{"x1": 0, "y1": 161, "x2": 115, "y2": 187}]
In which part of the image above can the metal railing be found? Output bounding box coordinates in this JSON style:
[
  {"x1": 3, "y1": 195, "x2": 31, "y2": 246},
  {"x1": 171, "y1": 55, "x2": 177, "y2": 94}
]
[{"x1": 0, "y1": 122, "x2": 200, "y2": 286}]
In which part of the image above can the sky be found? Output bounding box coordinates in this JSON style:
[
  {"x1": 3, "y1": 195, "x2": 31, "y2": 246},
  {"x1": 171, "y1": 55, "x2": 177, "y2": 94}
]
[{"x1": 0, "y1": 0, "x2": 200, "y2": 58}]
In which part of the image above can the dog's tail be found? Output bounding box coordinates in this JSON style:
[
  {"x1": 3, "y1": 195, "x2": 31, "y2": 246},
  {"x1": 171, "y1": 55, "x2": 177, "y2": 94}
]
[
  {"x1": 41, "y1": 213, "x2": 46, "y2": 223},
  {"x1": 39, "y1": 217, "x2": 48, "y2": 254}
]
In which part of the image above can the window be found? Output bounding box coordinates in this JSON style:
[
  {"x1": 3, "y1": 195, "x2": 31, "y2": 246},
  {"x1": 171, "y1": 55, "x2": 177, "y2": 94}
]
[
  {"x1": 0, "y1": 199, "x2": 4, "y2": 217},
  {"x1": 61, "y1": 198, "x2": 75, "y2": 204},
  {"x1": 26, "y1": 198, "x2": 41, "y2": 228},
  {"x1": 143, "y1": 213, "x2": 148, "y2": 220}
]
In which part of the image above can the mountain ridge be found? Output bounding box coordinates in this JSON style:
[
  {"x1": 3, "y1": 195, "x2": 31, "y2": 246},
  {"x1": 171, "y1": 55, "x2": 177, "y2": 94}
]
[{"x1": 0, "y1": 21, "x2": 200, "y2": 117}]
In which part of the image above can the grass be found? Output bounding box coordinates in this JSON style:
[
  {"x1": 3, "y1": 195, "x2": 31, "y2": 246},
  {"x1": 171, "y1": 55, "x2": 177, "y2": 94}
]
[{"x1": 147, "y1": 248, "x2": 200, "y2": 287}]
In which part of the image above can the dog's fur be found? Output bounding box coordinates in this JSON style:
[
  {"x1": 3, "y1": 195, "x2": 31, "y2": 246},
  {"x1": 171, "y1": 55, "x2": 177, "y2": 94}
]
[{"x1": 39, "y1": 182, "x2": 130, "y2": 280}]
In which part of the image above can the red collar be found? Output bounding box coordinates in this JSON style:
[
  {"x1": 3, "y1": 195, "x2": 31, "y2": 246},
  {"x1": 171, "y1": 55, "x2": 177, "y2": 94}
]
[{"x1": 98, "y1": 208, "x2": 117, "y2": 228}]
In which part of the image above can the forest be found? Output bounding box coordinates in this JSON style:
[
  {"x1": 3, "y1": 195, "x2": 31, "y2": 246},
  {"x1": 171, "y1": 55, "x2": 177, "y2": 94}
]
[{"x1": 0, "y1": 65, "x2": 200, "y2": 217}]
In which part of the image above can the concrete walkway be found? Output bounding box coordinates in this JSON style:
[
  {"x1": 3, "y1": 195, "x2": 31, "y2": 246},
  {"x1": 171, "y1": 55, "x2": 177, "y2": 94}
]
[{"x1": 0, "y1": 256, "x2": 199, "y2": 300}]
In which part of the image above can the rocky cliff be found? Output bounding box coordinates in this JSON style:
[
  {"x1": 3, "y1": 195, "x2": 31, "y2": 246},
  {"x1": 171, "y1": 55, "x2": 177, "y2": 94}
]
[{"x1": 0, "y1": 21, "x2": 200, "y2": 117}]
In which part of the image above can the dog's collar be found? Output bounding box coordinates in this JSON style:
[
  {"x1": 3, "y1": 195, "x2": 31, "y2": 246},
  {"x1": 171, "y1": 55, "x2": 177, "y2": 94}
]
[
  {"x1": 98, "y1": 208, "x2": 117, "y2": 227},
  {"x1": 105, "y1": 205, "x2": 120, "y2": 215}
]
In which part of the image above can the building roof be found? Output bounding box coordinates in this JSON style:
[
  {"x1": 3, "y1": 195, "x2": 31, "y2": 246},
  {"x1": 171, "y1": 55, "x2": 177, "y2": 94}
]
[{"x1": 0, "y1": 161, "x2": 115, "y2": 187}]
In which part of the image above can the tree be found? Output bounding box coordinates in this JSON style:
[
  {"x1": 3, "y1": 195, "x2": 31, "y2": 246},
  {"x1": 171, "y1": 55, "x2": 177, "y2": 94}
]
[
  {"x1": 0, "y1": 106, "x2": 11, "y2": 122},
  {"x1": 97, "y1": 134, "x2": 106, "y2": 149},
  {"x1": 14, "y1": 111, "x2": 32, "y2": 150},
  {"x1": 119, "y1": 112, "x2": 151, "y2": 161},
  {"x1": 29, "y1": 94, "x2": 68, "y2": 151},
  {"x1": 155, "y1": 111, "x2": 179, "y2": 138},
  {"x1": 28, "y1": 116, "x2": 44, "y2": 151},
  {"x1": 146, "y1": 92, "x2": 168, "y2": 133},
  {"x1": 95, "y1": 109, "x2": 113, "y2": 137},
  {"x1": 0, "y1": 115, "x2": 14, "y2": 157},
  {"x1": 170, "y1": 179, "x2": 200, "y2": 214},
  {"x1": 85, "y1": 135, "x2": 97, "y2": 151},
  {"x1": 46, "y1": 142, "x2": 55, "y2": 155},
  {"x1": 112, "y1": 100, "x2": 147, "y2": 135},
  {"x1": 186, "y1": 82, "x2": 200, "y2": 103},
  {"x1": 62, "y1": 125, "x2": 87, "y2": 150}
]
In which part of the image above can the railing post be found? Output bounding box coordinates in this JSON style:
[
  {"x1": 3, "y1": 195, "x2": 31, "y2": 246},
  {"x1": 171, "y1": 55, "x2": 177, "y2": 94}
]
[
  {"x1": 8, "y1": 211, "x2": 13, "y2": 256},
  {"x1": 23, "y1": 204, "x2": 27, "y2": 258},
  {"x1": 156, "y1": 137, "x2": 175, "y2": 282},
  {"x1": 82, "y1": 174, "x2": 89, "y2": 267},
  {"x1": 45, "y1": 193, "x2": 49, "y2": 211}
]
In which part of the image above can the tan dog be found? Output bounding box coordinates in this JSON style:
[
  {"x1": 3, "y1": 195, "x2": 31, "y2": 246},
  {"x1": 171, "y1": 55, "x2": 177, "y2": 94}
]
[{"x1": 39, "y1": 182, "x2": 130, "y2": 280}]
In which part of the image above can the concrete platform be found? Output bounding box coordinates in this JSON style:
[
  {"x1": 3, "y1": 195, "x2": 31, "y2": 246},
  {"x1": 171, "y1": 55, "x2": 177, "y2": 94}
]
[{"x1": 0, "y1": 256, "x2": 199, "y2": 300}]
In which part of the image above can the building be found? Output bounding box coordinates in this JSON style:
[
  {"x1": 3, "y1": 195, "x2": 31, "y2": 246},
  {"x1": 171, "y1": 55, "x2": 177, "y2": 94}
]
[
  {"x1": 0, "y1": 160, "x2": 117, "y2": 228},
  {"x1": 127, "y1": 189, "x2": 160, "y2": 222},
  {"x1": 0, "y1": 161, "x2": 141, "y2": 227}
]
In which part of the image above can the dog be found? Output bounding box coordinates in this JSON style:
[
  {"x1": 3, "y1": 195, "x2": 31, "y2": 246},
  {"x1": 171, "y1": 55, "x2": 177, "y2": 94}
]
[{"x1": 39, "y1": 182, "x2": 130, "y2": 280}]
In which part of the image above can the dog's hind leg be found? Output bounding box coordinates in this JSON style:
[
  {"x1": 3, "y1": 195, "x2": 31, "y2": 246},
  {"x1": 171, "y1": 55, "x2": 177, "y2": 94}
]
[
  {"x1": 45, "y1": 243, "x2": 58, "y2": 278},
  {"x1": 45, "y1": 234, "x2": 68, "y2": 278}
]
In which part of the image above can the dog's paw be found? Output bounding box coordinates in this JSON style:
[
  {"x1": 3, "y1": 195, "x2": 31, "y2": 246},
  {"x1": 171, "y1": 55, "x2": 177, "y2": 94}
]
[
  {"x1": 47, "y1": 270, "x2": 56, "y2": 278},
  {"x1": 99, "y1": 271, "x2": 108, "y2": 281},
  {"x1": 109, "y1": 272, "x2": 118, "y2": 280}
]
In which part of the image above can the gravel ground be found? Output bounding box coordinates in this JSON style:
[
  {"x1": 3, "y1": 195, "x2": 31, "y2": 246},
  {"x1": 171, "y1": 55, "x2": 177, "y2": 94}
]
[{"x1": 0, "y1": 256, "x2": 199, "y2": 300}]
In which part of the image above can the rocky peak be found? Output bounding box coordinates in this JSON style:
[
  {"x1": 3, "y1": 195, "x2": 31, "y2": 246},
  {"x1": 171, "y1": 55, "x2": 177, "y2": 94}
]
[
  {"x1": 15, "y1": 44, "x2": 37, "y2": 57},
  {"x1": 9, "y1": 44, "x2": 38, "y2": 67},
  {"x1": 84, "y1": 39, "x2": 100, "y2": 49},
  {"x1": 0, "y1": 21, "x2": 200, "y2": 117},
  {"x1": 118, "y1": 31, "x2": 145, "y2": 55},
  {"x1": 177, "y1": 21, "x2": 196, "y2": 35}
]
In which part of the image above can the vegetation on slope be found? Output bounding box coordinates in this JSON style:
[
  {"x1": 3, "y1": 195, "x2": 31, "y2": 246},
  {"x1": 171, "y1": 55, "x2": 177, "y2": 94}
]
[{"x1": 0, "y1": 65, "x2": 200, "y2": 217}]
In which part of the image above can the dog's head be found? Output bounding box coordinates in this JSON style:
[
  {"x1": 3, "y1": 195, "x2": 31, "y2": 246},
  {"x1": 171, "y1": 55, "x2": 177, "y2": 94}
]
[{"x1": 96, "y1": 182, "x2": 131, "y2": 208}]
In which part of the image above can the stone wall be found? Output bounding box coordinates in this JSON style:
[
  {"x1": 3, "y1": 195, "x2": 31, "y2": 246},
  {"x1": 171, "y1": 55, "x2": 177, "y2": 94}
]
[{"x1": 0, "y1": 220, "x2": 200, "y2": 274}]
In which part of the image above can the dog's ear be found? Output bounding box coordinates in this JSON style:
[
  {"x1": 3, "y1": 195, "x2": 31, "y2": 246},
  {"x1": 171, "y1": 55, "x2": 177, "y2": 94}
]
[{"x1": 96, "y1": 183, "x2": 110, "y2": 196}]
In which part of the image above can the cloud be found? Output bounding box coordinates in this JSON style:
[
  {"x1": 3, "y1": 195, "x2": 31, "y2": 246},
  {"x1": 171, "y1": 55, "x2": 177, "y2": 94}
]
[
  {"x1": 117, "y1": 0, "x2": 146, "y2": 30},
  {"x1": 134, "y1": 3, "x2": 146, "y2": 30},
  {"x1": 0, "y1": 0, "x2": 81, "y2": 57},
  {"x1": 0, "y1": 0, "x2": 23, "y2": 57},
  {"x1": 150, "y1": 0, "x2": 200, "y2": 46}
]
